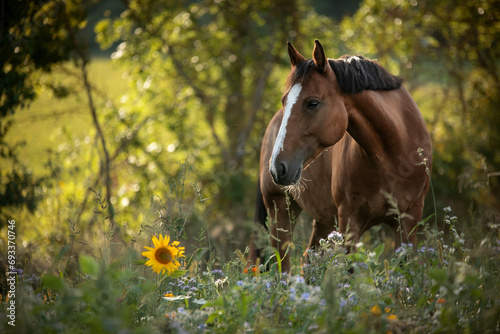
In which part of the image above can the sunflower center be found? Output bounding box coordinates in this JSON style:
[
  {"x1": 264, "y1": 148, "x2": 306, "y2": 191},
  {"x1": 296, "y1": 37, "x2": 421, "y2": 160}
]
[{"x1": 155, "y1": 247, "x2": 173, "y2": 264}]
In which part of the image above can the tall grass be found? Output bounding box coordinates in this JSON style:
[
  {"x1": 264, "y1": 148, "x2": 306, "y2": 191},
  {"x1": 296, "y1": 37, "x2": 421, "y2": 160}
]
[{"x1": 1, "y1": 171, "x2": 499, "y2": 334}]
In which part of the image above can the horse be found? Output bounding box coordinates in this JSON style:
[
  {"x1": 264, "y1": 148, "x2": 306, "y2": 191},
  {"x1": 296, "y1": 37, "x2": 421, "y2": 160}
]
[{"x1": 252, "y1": 40, "x2": 432, "y2": 273}]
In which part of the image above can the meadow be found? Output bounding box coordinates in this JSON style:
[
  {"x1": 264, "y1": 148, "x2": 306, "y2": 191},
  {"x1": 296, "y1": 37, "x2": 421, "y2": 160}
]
[
  {"x1": 1, "y1": 178, "x2": 499, "y2": 333},
  {"x1": 2, "y1": 0, "x2": 499, "y2": 331},
  {"x1": 5, "y1": 59, "x2": 127, "y2": 173}
]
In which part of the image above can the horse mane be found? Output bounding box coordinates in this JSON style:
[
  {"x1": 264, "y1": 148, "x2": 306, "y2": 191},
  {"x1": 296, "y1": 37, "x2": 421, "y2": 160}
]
[{"x1": 287, "y1": 56, "x2": 403, "y2": 94}]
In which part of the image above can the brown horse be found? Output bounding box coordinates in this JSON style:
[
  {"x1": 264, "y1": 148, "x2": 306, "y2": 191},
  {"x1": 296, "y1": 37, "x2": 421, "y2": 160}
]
[{"x1": 253, "y1": 40, "x2": 432, "y2": 273}]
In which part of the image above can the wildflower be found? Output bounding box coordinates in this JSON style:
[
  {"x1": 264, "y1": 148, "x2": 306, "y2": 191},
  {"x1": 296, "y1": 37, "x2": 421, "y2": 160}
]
[
  {"x1": 164, "y1": 312, "x2": 176, "y2": 319},
  {"x1": 301, "y1": 292, "x2": 310, "y2": 300},
  {"x1": 370, "y1": 305, "x2": 382, "y2": 316},
  {"x1": 418, "y1": 246, "x2": 435, "y2": 253},
  {"x1": 387, "y1": 314, "x2": 398, "y2": 322},
  {"x1": 293, "y1": 276, "x2": 305, "y2": 284},
  {"x1": 356, "y1": 262, "x2": 368, "y2": 269},
  {"x1": 211, "y1": 269, "x2": 223, "y2": 276},
  {"x1": 215, "y1": 277, "x2": 228, "y2": 288},
  {"x1": 327, "y1": 231, "x2": 344, "y2": 243},
  {"x1": 437, "y1": 298, "x2": 446, "y2": 304},
  {"x1": 142, "y1": 234, "x2": 185, "y2": 275},
  {"x1": 164, "y1": 293, "x2": 174, "y2": 298},
  {"x1": 339, "y1": 298, "x2": 347, "y2": 309},
  {"x1": 237, "y1": 281, "x2": 244, "y2": 287},
  {"x1": 349, "y1": 295, "x2": 359, "y2": 306},
  {"x1": 395, "y1": 243, "x2": 413, "y2": 254},
  {"x1": 12, "y1": 268, "x2": 23, "y2": 276},
  {"x1": 244, "y1": 266, "x2": 258, "y2": 276}
]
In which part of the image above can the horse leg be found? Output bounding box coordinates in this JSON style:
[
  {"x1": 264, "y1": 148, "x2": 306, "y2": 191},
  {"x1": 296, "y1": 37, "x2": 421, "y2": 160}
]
[
  {"x1": 266, "y1": 195, "x2": 302, "y2": 273},
  {"x1": 338, "y1": 209, "x2": 361, "y2": 252},
  {"x1": 393, "y1": 201, "x2": 424, "y2": 249},
  {"x1": 302, "y1": 220, "x2": 333, "y2": 263}
]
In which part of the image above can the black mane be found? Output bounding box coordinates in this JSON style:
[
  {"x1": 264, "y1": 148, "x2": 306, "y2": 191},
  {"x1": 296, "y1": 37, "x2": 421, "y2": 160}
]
[{"x1": 288, "y1": 55, "x2": 403, "y2": 94}]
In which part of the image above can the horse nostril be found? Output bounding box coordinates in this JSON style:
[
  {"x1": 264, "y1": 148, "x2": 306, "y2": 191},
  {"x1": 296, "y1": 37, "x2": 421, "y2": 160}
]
[{"x1": 278, "y1": 161, "x2": 288, "y2": 179}]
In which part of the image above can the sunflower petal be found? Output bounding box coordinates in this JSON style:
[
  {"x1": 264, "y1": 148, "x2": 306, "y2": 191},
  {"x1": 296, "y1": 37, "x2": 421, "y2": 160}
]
[
  {"x1": 142, "y1": 252, "x2": 153, "y2": 259},
  {"x1": 152, "y1": 235, "x2": 160, "y2": 248}
]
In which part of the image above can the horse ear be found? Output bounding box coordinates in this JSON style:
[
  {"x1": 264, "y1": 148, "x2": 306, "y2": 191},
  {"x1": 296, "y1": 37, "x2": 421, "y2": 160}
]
[
  {"x1": 313, "y1": 40, "x2": 327, "y2": 73},
  {"x1": 287, "y1": 41, "x2": 306, "y2": 67}
]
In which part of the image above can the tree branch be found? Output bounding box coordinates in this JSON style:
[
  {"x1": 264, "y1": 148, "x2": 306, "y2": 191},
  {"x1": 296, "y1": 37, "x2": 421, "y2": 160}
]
[
  {"x1": 235, "y1": 38, "x2": 276, "y2": 162},
  {"x1": 168, "y1": 45, "x2": 231, "y2": 163},
  {"x1": 62, "y1": 7, "x2": 117, "y2": 233}
]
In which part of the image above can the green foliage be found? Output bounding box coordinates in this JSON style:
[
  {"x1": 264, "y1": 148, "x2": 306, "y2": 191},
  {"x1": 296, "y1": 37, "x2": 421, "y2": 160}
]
[
  {"x1": 2, "y1": 207, "x2": 498, "y2": 333},
  {"x1": 340, "y1": 0, "x2": 500, "y2": 210},
  {"x1": 0, "y1": 0, "x2": 94, "y2": 230},
  {"x1": 1, "y1": 0, "x2": 91, "y2": 116},
  {"x1": 93, "y1": 0, "x2": 336, "y2": 214}
]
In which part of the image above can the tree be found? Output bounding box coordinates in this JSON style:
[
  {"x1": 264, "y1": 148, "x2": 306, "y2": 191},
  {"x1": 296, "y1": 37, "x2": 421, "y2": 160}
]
[
  {"x1": 95, "y1": 0, "x2": 327, "y2": 212},
  {"x1": 340, "y1": 0, "x2": 500, "y2": 212},
  {"x1": 0, "y1": 0, "x2": 90, "y2": 226}
]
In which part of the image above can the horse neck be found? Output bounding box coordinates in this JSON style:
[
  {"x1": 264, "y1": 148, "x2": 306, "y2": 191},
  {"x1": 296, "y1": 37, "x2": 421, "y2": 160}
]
[{"x1": 344, "y1": 89, "x2": 407, "y2": 159}]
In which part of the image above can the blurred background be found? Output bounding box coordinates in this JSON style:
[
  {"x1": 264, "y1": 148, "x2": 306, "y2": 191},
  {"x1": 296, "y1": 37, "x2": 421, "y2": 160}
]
[{"x1": 1, "y1": 0, "x2": 499, "y2": 272}]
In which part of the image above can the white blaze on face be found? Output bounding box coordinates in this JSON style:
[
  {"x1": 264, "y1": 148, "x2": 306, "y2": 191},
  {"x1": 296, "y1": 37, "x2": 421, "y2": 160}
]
[{"x1": 270, "y1": 83, "x2": 302, "y2": 176}]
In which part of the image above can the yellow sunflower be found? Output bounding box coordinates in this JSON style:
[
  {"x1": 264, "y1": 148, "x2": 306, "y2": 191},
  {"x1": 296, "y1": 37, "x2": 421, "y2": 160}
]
[{"x1": 142, "y1": 234, "x2": 185, "y2": 275}]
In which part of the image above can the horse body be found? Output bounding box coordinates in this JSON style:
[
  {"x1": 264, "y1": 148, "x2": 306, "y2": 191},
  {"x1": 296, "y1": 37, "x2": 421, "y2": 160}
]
[{"x1": 255, "y1": 40, "x2": 432, "y2": 273}]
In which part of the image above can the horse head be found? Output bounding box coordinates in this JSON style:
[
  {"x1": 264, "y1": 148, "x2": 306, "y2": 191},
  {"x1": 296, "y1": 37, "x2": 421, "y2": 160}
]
[{"x1": 270, "y1": 40, "x2": 348, "y2": 186}]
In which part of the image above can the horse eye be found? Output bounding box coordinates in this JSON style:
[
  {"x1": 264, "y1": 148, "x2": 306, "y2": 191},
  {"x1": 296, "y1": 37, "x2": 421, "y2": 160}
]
[{"x1": 306, "y1": 99, "x2": 320, "y2": 110}]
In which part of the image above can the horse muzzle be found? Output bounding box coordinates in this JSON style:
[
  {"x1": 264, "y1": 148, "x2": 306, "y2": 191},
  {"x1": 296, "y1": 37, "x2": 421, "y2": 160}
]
[{"x1": 270, "y1": 159, "x2": 302, "y2": 186}]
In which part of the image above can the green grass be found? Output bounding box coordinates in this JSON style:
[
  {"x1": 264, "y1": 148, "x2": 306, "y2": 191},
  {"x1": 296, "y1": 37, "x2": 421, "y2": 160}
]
[
  {"x1": 4, "y1": 58, "x2": 127, "y2": 175},
  {"x1": 1, "y1": 197, "x2": 499, "y2": 333}
]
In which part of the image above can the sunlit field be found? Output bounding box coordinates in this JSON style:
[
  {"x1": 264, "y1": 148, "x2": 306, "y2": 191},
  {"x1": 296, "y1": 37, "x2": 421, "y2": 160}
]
[
  {"x1": 1, "y1": 170, "x2": 499, "y2": 333},
  {"x1": 5, "y1": 59, "x2": 127, "y2": 174}
]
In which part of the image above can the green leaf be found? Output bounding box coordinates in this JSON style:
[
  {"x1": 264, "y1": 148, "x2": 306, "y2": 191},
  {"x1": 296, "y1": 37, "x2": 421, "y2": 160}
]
[
  {"x1": 168, "y1": 269, "x2": 189, "y2": 278},
  {"x1": 417, "y1": 296, "x2": 428, "y2": 307},
  {"x1": 55, "y1": 245, "x2": 72, "y2": 263},
  {"x1": 274, "y1": 248, "x2": 282, "y2": 275},
  {"x1": 203, "y1": 296, "x2": 225, "y2": 309},
  {"x1": 429, "y1": 268, "x2": 447, "y2": 283},
  {"x1": 373, "y1": 243, "x2": 385, "y2": 262},
  {"x1": 206, "y1": 310, "x2": 224, "y2": 324},
  {"x1": 193, "y1": 298, "x2": 207, "y2": 305},
  {"x1": 79, "y1": 254, "x2": 99, "y2": 277},
  {"x1": 42, "y1": 274, "x2": 64, "y2": 291},
  {"x1": 353, "y1": 252, "x2": 367, "y2": 263}
]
